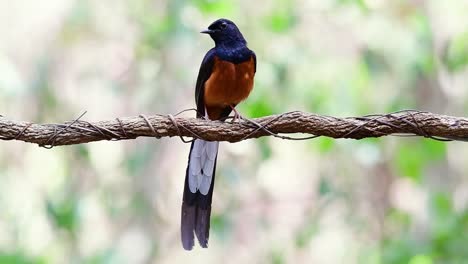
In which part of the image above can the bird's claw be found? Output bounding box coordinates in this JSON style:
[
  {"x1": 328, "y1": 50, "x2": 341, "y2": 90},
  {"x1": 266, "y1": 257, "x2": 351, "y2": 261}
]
[{"x1": 230, "y1": 105, "x2": 244, "y2": 123}]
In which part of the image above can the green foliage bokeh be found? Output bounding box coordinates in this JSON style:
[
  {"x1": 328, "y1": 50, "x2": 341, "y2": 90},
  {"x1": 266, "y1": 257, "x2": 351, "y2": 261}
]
[{"x1": 0, "y1": 0, "x2": 467, "y2": 263}]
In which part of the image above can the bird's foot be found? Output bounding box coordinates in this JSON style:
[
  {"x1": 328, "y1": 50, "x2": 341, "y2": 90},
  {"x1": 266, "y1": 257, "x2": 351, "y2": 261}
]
[{"x1": 230, "y1": 105, "x2": 243, "y2": 123}]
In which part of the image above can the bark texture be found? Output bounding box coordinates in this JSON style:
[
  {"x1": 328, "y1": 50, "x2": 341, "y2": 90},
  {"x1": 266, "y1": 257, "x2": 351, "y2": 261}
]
[{"x1": 0, "y1": 110, "x2": 467, "y2": 147}]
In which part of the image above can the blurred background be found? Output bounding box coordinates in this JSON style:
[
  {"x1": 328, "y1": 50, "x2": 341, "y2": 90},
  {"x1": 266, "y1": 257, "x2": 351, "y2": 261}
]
[{"x1": 0, "y1": 0, "x2": 468, "y2": 263}]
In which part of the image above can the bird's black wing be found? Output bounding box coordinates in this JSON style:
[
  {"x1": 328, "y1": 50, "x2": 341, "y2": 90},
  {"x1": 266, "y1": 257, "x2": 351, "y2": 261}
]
[
  {"x1": 251, "y1": 49, "x2": 257, "y2": 73},
  {"x1": 194, "y1": 48, "x2": 216, "y2": 118}
]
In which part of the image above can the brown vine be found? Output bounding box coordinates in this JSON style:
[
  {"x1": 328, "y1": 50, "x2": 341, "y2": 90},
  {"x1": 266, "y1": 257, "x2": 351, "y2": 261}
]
[{"x1": 0, "y1": 110, "x2": 467, "y2": 148}]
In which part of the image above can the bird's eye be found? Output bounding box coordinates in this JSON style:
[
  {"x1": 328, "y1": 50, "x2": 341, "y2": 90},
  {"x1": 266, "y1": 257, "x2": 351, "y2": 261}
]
[{"x1": 220, "y1": 22, "x2": 227, "y2": 29}]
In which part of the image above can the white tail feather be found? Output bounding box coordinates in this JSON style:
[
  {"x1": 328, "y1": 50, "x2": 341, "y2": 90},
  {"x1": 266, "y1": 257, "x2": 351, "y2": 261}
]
[{"x1": 188, "y1": 139, "x2": 219, "y2": 195}]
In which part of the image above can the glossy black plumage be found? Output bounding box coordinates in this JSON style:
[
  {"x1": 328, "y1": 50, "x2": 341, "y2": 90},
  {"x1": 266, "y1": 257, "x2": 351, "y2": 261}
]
[{"x1": 181, "y1": 18, "x2": 256, "y2": 250}]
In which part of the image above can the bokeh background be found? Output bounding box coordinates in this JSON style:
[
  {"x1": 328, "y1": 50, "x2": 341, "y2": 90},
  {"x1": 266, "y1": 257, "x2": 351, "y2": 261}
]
[{"x1": 1, "y1": 0, "x2": 468, "y2": 263}]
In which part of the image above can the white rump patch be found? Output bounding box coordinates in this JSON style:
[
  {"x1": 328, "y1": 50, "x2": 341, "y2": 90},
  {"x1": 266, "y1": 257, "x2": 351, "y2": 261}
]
[{"x1": 188, "y1": 139, "x2": 219, "y2": 195}]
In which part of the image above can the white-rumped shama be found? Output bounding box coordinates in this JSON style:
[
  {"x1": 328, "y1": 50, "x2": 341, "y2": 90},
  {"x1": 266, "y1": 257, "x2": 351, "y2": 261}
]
[{"x1": 181, "y1": 18, "x2": 256, "y2": 250}]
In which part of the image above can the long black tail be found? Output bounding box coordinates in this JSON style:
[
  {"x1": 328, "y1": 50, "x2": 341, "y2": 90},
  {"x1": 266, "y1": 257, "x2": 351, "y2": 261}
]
[{"x1": 181, "y1": 141, "x2": 218, "y2": 250}]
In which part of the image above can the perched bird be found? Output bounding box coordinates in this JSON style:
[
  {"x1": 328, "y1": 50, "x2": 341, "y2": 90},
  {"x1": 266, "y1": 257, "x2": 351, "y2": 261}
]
[{"x1": 181, "y1": 18, "x2": 256, "y2": 250}]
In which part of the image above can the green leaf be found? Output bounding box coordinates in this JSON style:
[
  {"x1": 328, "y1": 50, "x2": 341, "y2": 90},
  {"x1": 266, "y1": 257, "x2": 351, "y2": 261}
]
[
  {"x1": 211, "y1": 212, "x2": 231, "y2": 241},
  {"x1": 444, "y1": 31, "x2": 468, "y2": 72},
  {"x1": 0, "y1": 253, "x2": 45, "y2": 264},
  {"x1": 335, "y1": 0, "x2": 368, "y2": 12},
  {"x1": 76, "y1": 145, "x2": 90, "y2": 159},
  {"x1": 396, "y1": 143, "x2": 424, "y2": 182},
  {"x1": 382, "y1": 238, "x2": 414, "y2": 264},
  {"x1": 258, "y1": 138, "x2": 272, "y2": 160},
  {"x1": 431, "y1": 193, "x2": 453, "y2": 217},
  {"x1": 269, "y1": 248, "x2": 286, "y2": 264},
  {"x1": 408, "y1": 255, "x2": 433, "y2": 264},
  {"x1": 305, "y1": 81, "x2": 332, "y2": 113},
  {"x1": 295, "y1": 221, "x2": 318, "y2": 248},
  {"x1": 193, "y1": 0, "x2": 235, "y2": 16},
  {"x1": 265, "y1": 10, "x2": 296, "y2": 33},
  {"x1": 430, "y1": 192, "x2": 455, "y2": 241},
  {"x1": 316, "y1": 137, "x2": 335, "y2": 153},
  {"x1": 362, "y1": 48, "x2": 389, "y2": 76},
  {"x1": 46, "y1": 197, "x2": 79, "y2": 233},
  {"x1": 421, "y1": 140, "x2": 446, "y2": 160},
  {"x1": 395, "y1": 140, "x2": 446, "y2": 182},
  {"x1": 242, "y1": 89, "x2": 276, "y2": 118},
  {"x1": 318, "y1": 177, "x2": 332, "y2": 196}
]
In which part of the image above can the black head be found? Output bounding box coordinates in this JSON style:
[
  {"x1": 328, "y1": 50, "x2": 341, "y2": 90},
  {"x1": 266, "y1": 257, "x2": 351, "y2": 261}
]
[{"x1": 201, "y1": 19, "x2": 246, "y2": 47}]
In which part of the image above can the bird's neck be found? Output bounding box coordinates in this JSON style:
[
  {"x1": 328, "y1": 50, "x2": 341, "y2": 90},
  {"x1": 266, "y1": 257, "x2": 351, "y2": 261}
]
[
  {"x1": 216, "y1": 42, "x2": 246, "y2": 53},
  {"x1": 215, "y1": 44, "x2": 251, "y2": 63},
  {"x1": 214, "y1": 32, "x2": 247, "y2": 49},
  {"x1": 215, "y1": 38, "x2": 246, "y2": 48}
]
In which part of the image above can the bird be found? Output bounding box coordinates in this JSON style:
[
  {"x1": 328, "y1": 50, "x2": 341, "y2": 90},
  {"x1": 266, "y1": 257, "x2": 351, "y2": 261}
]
[{"x1": 181, "y1": 18, "x2": 256, "y2": 250}]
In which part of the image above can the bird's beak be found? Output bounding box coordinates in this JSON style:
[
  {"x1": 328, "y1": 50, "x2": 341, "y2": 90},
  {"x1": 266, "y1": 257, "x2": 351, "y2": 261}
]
[{"x1": 200, "y1": 29, "x2": 213, "y2": 34}]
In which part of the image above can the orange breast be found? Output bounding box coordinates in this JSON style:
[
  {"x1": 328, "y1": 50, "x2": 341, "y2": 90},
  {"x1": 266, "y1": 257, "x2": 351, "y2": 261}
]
[{"x1": 204, "y1": 56, "x2": 255, "y2": 119}]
